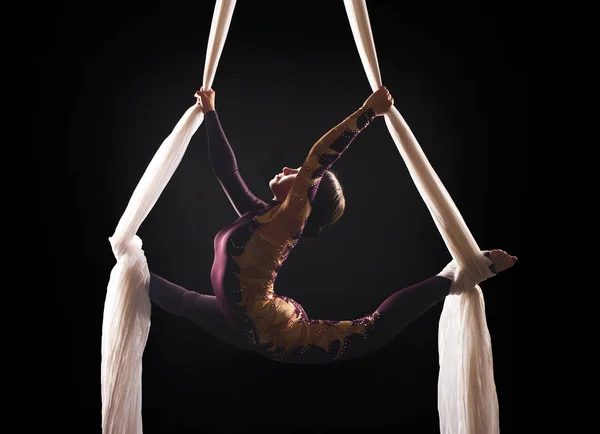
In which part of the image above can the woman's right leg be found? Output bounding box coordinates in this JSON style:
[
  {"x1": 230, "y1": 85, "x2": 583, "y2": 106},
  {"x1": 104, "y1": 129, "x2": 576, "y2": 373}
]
[{"x1": 149, "y1": 272, "x2": 250, "y2": 350}]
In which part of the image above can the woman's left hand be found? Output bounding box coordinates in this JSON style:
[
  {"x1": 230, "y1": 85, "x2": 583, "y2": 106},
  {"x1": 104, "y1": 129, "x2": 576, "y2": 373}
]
[{"x1": 363, "y1": 86, "x2": 394, "y2": 116}]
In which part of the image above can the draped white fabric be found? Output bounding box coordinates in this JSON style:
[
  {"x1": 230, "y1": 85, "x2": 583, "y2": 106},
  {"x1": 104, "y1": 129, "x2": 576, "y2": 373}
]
[
  {"x1": 343, "y1": 1, "x2": 500, "y2": 433},
  {"x1": 100, "y1": 1, "x2": 237, "y2": 433},
  {"x1": 101, "y1": 0, "x2": 499, "y2": 432}
]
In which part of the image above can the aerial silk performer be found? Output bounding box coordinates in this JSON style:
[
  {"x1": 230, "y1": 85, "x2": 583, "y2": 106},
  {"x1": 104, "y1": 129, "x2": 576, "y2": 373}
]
[{"x1": 100, "y1": 1, "x2": 517, "y2": 433}]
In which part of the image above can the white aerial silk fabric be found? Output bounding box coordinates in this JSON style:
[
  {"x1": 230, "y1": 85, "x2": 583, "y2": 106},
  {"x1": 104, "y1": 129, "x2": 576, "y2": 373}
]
[
  {"x1": 100, "y1": 1, "x2": 237, "y2": 433},
  {"x1": 101, "y1": 0, "x2": 499, "y2": 432},
  {"x1": 343, "y1": 1, "x2": 500, "y2": 433}
]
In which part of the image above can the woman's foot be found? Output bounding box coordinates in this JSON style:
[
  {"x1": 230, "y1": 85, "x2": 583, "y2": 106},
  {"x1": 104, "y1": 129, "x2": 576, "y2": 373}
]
[
  {"x1": 438, "y1": 249, "x2": 518, "y2": 283},
  {"x1": 485, "y1": 249, "x2": 518, "y2": 273}
]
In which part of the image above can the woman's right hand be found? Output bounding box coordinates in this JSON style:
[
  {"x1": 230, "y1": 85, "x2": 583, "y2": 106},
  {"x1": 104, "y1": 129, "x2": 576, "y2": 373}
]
[
  {"x1": 194, "y1": 87, "x2": 216, "y2": 114},
  {"x1": 363, "y1": 86, "x2": 394, "y2": 116}
]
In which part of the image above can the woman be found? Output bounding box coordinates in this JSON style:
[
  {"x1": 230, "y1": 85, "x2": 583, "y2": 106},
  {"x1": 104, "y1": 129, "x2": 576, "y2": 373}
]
[{"x1": 149, "y1": 86, "x2": 517, "y2": 363}]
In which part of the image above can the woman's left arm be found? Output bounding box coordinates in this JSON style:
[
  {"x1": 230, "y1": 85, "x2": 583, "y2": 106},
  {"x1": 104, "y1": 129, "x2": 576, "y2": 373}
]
[{"x1": 279, "y1": 87, "x2": 393, "y2": 218}]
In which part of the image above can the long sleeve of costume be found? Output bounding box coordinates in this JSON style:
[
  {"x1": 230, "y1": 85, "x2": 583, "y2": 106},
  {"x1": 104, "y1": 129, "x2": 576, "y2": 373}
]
[
  {"x1": 275, "y1": 105, "x2": 376, "y2": 229},
  {"x1": 205, "y1": 110, "x2": 267, "y2": 216}
]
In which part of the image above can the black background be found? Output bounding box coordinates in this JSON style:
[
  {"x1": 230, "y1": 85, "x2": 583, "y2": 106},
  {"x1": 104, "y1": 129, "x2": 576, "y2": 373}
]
[{"x1": 52, "y1": 2, "x2": 526, "y2": 433}]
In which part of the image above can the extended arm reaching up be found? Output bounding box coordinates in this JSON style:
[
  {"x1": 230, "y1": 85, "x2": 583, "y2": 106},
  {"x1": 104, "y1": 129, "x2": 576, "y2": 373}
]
[{"x1": 196, "y1": 88, "x2": 267, "y2": 216}]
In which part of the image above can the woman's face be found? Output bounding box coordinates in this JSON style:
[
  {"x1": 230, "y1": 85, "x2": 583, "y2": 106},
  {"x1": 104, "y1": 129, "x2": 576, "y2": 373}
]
[{"x1": 269, "y1": 167, "x2": 300, "y2": 201}]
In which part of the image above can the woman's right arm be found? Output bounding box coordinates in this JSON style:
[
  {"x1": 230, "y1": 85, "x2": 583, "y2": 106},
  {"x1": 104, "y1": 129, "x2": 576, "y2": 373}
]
[{"x1": 196, "y1": 88, "x2": 267, "y2": 216}]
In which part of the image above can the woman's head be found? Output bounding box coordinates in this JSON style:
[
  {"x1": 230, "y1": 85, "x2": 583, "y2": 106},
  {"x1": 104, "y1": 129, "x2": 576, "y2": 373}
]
[
  {"x1": 269, "y1": 167, "x2": 300, "y2": 202},
  {"x1": 269, "y1": 167, "x2": 345, "y2": 239}
]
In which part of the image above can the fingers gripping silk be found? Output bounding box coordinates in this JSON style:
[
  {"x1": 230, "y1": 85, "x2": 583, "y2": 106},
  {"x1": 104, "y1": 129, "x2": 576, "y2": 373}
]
[
  {"x1": 343, "y1": 1, "x2": 499, "y2": 433},
  {"x1": 100, "y1": 1, "x2": 237, "y2": 433}
]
